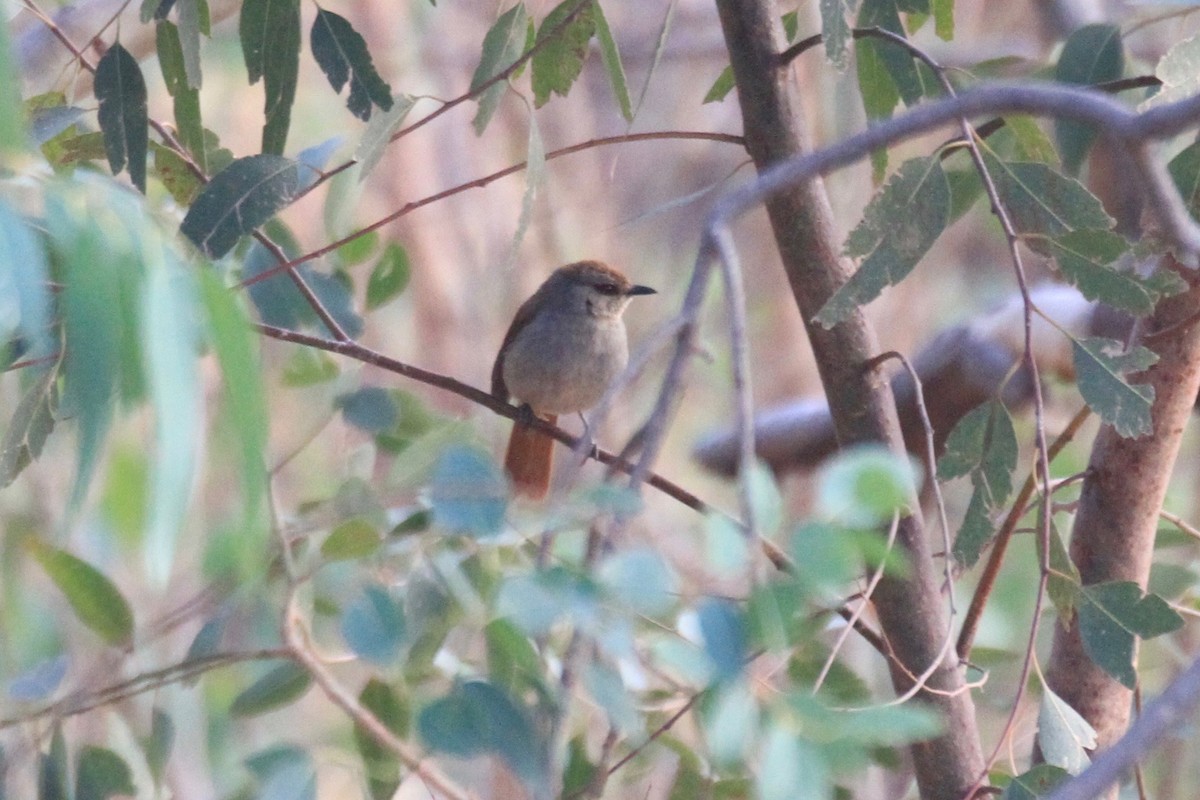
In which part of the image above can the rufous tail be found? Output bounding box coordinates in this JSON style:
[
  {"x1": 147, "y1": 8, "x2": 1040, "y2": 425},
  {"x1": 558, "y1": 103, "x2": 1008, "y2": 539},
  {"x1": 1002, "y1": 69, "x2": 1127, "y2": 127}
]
[{"x1": 504, "y1": 414, "x2": 557, "y2": 499}]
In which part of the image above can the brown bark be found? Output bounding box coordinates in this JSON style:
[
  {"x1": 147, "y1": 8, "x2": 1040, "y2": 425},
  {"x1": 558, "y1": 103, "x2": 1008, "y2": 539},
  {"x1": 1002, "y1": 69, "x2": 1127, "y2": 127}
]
[
  {"x1": 711, "y1": 1, "x2": 984, "y2": 798},
  {"x1": 1045, "y1": 261, "x2": 1200, "y2": 778}
]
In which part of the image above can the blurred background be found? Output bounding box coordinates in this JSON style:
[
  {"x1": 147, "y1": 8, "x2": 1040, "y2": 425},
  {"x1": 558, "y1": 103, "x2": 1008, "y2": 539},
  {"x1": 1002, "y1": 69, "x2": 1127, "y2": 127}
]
[{"x1": 8, "y1": 0, "x2": 1200, "y2": 797}]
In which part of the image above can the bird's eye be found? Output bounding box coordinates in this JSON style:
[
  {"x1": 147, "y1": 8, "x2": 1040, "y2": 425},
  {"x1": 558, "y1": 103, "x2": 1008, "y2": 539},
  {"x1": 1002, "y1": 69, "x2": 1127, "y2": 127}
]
[{"x1": 595, "y1": 283, "x2": 620, "y2": 295}]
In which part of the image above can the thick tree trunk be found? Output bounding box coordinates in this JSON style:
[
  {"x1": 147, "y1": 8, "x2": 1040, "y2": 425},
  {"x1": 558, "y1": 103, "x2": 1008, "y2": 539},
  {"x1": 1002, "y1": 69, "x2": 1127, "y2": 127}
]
[
  {"x1": 711, "y1": 2, "x2": 985, "y2": 798},
  {"x1": 1045, "y1": 261, "x2": 1200, "y2": 791}
]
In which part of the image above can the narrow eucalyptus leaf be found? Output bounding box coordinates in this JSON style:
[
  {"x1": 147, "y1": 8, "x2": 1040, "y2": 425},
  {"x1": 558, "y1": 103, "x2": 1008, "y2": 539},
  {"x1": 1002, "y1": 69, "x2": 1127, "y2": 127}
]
[
  {"x1": 180, "y1": 155, "x2": 302, "y2": 258},
  {"x1": 95, "y1": 44, "x2": 148, "y2": 192},
  {"x1": 311, "y1": 9, "x2": 393, "y2": 121},
  {"x1": 28, "y1": 541, "x2": 134, "y2": 646}
]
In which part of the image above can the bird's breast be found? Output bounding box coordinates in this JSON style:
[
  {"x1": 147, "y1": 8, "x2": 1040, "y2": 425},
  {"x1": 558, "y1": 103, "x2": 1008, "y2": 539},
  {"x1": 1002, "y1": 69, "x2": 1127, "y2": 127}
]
[{"x1": 501, "y1": 313, "x2": 629, "y2": 415}]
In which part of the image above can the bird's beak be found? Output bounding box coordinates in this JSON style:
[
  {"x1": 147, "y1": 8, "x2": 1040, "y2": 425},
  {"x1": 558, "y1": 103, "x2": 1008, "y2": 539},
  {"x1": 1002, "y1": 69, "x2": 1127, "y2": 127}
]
[{"x1": 626, "y1": 284, "x2": 656, "y2": 296}]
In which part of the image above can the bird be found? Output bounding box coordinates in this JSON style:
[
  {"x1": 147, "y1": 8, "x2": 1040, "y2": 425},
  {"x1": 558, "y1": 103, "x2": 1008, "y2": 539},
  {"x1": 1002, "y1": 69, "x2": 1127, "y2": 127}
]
[{"x1": 491, "y1": 261, "x2": 656, "y2": 499}]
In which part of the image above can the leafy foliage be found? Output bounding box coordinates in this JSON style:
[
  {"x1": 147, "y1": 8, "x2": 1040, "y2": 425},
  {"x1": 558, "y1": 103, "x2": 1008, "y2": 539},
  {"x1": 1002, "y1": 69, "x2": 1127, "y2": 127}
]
[
  {"x1": 95, "y1": 44, "x2": 148, "y2": 192},
  {"x1": 310, "y1": 9, "x2": 394, "y2": 122},
  {"x1": 5, "y1": 3, "x2": 1200, "y2": 800},
  {"x1": 239, "y1": 0, "x2": 301, "y2": 153}
]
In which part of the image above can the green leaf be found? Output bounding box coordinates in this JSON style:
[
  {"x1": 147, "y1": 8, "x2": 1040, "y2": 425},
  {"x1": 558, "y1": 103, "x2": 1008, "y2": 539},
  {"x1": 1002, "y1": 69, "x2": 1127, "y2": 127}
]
[
  {"x1": 0, "y1": 204, "x2": 53, "y2": 359},
  {"x1": 563, "y1": 735, "x2": 599, "y2": 797},
  {"x1": 496, "y1": 568, "x2": 598, "y2": 636},
  {"x1": 1001, "y1": 764, "x2": 1070, "y2": 800},
  {"x1": 698, "y1": 599, "x2": 746, "y2": 682},
  {"x1": 185, "y1": 611, "x2": 227, "y2": 664},
  {"x1": 180, "y1": 155, "x2": 302, "y2": 259},
  {"x1": 155, "y1": 21, "x2": 205, "y2": 172},
  {"x1": 94, "y1": 43, "x2": 148, "y2": 192},
  {"x1": 857, "y1": 0, "x2": 926, "y2": 107},
  {"x1": 152, "y1": 143, "x2": 202, "y2": 204},
  {"x1": 418, "y1": 680, "x2": 543, "y2": 779},
  {"x1": 248, "y1": 745, "x2": 316, "y2": 800},
  {"x1": 1072, "y1": 337, "x2": 1156, "y2": 438},
  {"x1": 366, "y1": 243, "x2": 411, "y2": 310},
  {"x1": 27, "y1": 97, "x2": 81, "y2": 144},
  {"x1": 531, "y1": 0, "x2": 596, "y2": 108},
  {"x1": 281, "y1": 347, "x2": 340, "y2": 386},
  {"x1": 142, "y1": 260, "x2": 201, "y2": 583},
  {"x1": 75, "y1": 747, "x2": 135, "y2": 800},
  {"x1": 1043, "y1": 231, "x2": 1160, "y2": 315},
  {"x1": 241, "y1": 235, "x2": 364, "y2": 337},
  {"x1": 1168, "y1": 138, "x2": 1200, "y2": 217},
  {"x1": 322, "y1": 517, "x2": 381, "y2": 561},
  {"x1": 354, "y1": 679, "x2": 408, "y2": 800},
  {"x1": 817, "y1": 445, "x2": 919, "y2": 527},
  {"x1": 337, "y1": 386, "x2": 398, "y2": 433},
  {"x1": 0, "y1": 10, "x2": 26, "y2": 154},
  {"x1": 51, "y1": 185, "x2": 144, "y2": 505},
  {"x1": 1047, "y1": 520, "x2": 1081, "y2": 620},
  {"x1": 598, "y1": 547, "x2": 678, "y2": 616},
  {"x1": 39, "y1": 727, "x2": 69, "y2": 800},
  {"x1": 937, "y1": 400, "x2": 1018, "y2": 505},
  {"x1": 0, "y1": 365, "x2": 57, "y2": 488},
  {"x1": 28, "y1": 541, "x2": 134, "y2": 646},
  {"x1": 758, "y1": 724, "x2": 828, "y2": 800},
  {"x1": 1054, "y1": 25, "x2": 1124, "y2": 174},
  {"x1": 506, "y1": 111, "x2": 545, "y2": 267},
  {"x1": 584, "y1": 662, "x2": 640, "y2": 735},
  {"x1": 981, "y1": 150, "x2": 1114, "y2": 238},
  {"x1": 198, "y1": 270, "x2": 267, "y2": 530},
  {"x1": 429, "y1": 444, "x2": 508, "y2": 537},
  {"x1": 706, "y1": 679, "x2": 758, "y2": 764},
  {"x1": 1077, "y1": 581, "x2": 1183, "y2": 688},
  {"x1": 354, "y1": 94, "x2": 416, "y2": 179},
  {"x1": 176, "y1": 0, "x2": 205, "y2": 86},
  {"x1": 820, "y1": 0, "x2": 853, "y2": 69},
  {"x1": 1037, "y1": 686, "x2": 1095, "y2": 775},
  {"x1": 336, "y1": 230, "x2": 379, "y2": 266},
  {"x1": 1005, "y1": 115, "x2": 1059, "y2": 165},
  {"x1": 952, "y1": 484, "x2": 996, "y2": 567},
  {"x1": 230, "y1": 661, "x2": 312, "y2": 716},
  {"x1": 703, "y1": 66, "x2": 735, "y2": 104},
  {"x1": 1142, "y1": 33, "x2": 1200, "y2": 112},
  {"x1": 485, "y1": 618, "x2": 544, "y2": 696},
  {"x1": 1148, "y1": 562, "x2": 1198, "y2": 600},
  {"x1": 142, "y1": 708, "x2": 175, "y2": 783},
  {"x1": 593, "y1": 3, "x2": 632, "y2": 120},
  {"x1": 471, "y1": 4, "x2": 530, "y2": 134},
  {"x1": 932, "y1": 0, "x2": 953, "y2": 39},
  {"x1": 855, "y1": 17, "x2": 899, "y2": 128},
  {"x1": 8, "y1": 655, "x2": 68, "y2": 702},
  {"x1": 342, "y1": 584, "x2": 407, "y2": 666},
  {"x1": 816, "y1": 156, "x2": 950, "y2": 326},
  {"x1": 41, "y1": 128, "x2": 103, "y2": 168},
  {"x1": 239, "y1": 0, "x2": 300, "y2": 154},
  {"x1": 311, "y1": 9, "x2": 393, "y2": 121}
]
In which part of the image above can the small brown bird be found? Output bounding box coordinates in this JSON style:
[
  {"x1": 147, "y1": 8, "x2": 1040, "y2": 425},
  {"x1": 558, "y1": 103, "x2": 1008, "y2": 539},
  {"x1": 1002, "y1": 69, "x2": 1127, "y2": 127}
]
[{"x1": 491, "y1": 261, "x2": 656, "y2": 499}]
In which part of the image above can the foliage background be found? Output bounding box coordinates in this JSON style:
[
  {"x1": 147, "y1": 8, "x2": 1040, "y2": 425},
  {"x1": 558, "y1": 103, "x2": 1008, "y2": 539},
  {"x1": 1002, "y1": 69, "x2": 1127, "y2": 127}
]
[{"x1": 5, "y1": 1, "x2": 1200, "y2": 799}]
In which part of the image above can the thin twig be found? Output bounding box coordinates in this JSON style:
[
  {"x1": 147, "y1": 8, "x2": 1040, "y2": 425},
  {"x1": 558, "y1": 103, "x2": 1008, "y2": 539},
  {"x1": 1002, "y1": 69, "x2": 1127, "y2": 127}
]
[
  {"x1": 712, "y1": 226, "x2": 760, "y2": 576},
  {"x1": 282, "y1": 590, "x2": 475, "y2": 800},
  {"x1": 706, "y1": 82, "x2": 1200, "y2": 256},
  {"x1": 236, "y1": 131, "x2": 742, "y2": 292},
  {"x1": 1161, "y1": 509, "x2": 1200, "y2": 543},
  {"x1": 867, "y1": 349, "x2": 955, "y2": 612},
  {"x1": 253, "y1": 323, "x2": 710, "y2": 513},
  {"x1": 0, "y1": 648, "x2": 289, "y2": 731},
  {"x1": 814, "y1": 512, "x2": 900, "y2": 694}
]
